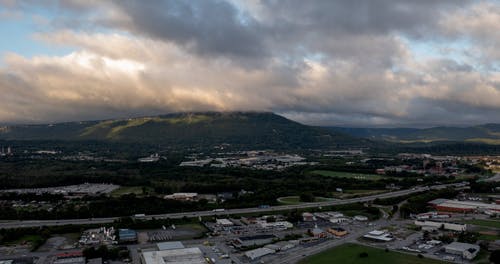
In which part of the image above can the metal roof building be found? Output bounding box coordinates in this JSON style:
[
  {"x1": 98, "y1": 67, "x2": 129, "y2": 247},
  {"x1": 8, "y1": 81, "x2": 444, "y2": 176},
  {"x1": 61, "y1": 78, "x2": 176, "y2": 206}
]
[
  {"x1": 118, "y1": 229, "x2": 137, "y2": 242},
  {"x1": 245, "y1": 248, "x2": 276, "y2": 260},
  {"x1": 444, "y1": 242, "x2": 480, "y2": 260},
  {"x1": 141, "y1": 247, "x2": 205, "y2": 264},
  {"x1": 156, "y1": 241, "x2": 185, "y2": 251}
]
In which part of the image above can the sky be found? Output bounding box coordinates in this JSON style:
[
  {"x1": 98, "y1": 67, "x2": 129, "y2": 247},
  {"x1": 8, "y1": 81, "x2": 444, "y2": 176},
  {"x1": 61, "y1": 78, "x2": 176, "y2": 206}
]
[{"x1": 0, "y1": 0, "x2": 499, "y2": 127}]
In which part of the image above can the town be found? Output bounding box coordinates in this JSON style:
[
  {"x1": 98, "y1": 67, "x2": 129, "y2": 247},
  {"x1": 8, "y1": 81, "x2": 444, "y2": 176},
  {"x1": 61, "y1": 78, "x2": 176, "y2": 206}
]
[{"x1": 0, "y1": 147, "x2": 499, "y2": 264}]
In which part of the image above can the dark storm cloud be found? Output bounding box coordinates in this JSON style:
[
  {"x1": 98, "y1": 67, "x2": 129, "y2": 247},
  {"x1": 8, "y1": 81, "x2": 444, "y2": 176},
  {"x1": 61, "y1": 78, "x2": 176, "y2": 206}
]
[
  {"x1": 260, "y1": 0, "x2": 465, "y2": 34},
  {"x1": 104, "y1": 0, "x2": 267, "y2": 60}
]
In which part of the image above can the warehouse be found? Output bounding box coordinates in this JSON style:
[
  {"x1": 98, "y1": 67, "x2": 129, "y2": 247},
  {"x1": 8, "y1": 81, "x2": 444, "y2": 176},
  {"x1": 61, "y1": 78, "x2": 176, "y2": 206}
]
[
  {"x1": 245, "y1": 248, "x2": 276, "y2": 260},
  {"x1": 53, "y1": 252, "x2": 85, "y2": 264},
  {"x1": 444, "y1": 242, "x2": 480, "y2": 260},
  {"x1": 156, "y1": 241, "x2": 185, "y2": 251},
  {"x1": 163, "y1": 193, "x2": 198, "y2": 201},
  {"x1": 258, "y1": 221, "x2": 293, "y2": 230},
  {"x1": 141, "y1": 247, "x2": 205, "y2": 264},
  {"x1": 429, "y1": 199, "x2": 500, "y2": 213},
  {"x1": 233, "y1": 234, "x2": 276, "y2": 248},
  {"x1": 118, "y1": 229, "x2": 137, "y2": 243},
  {"x1": 414, "y1": 220, "x2": 467, "y2": 231}
]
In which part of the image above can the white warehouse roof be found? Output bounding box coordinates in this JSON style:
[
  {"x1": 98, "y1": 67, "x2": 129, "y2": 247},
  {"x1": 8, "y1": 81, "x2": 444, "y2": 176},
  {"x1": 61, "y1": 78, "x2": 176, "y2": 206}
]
[{"x1": 141, "y1": 247, "x2": 205, "y2": 264}]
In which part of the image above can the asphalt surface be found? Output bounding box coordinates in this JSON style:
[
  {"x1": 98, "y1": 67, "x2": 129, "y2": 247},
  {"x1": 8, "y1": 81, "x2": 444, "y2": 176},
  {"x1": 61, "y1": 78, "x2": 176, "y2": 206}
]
[{"x1": 0, "y1": 183, "x2": 461, "y2": 229}]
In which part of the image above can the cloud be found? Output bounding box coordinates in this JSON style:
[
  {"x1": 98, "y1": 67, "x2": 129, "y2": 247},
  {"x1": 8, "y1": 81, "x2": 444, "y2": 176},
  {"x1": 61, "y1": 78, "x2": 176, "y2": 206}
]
[{"x1": 0, "y1": 0, "x2": 499, "y2": 127}]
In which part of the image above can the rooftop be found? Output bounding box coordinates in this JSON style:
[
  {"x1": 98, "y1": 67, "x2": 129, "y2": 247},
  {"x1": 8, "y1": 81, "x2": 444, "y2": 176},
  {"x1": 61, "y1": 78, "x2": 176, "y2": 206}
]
[
  {"x1": 157, "y1": 241, "x2": 185, "y2": 251},
  {"x1": 245, "y1": 248, "x2": 275, "y2": 260},
  {"x1": 445, "y1": 242, "x2": 480, "y2": 252},
  {"x1": 141, "y1": 247, "x2": 205, "y2": 264}
]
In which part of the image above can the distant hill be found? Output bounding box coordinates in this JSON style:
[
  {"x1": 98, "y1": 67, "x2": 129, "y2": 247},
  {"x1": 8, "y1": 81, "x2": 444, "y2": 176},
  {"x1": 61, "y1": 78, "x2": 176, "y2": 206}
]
[
  {"x1": 0, "y1": 112, "x2": 364, "y2": 149},
  {"x1": 327, "y1": 124, "x2": 500, "y2": 144}
]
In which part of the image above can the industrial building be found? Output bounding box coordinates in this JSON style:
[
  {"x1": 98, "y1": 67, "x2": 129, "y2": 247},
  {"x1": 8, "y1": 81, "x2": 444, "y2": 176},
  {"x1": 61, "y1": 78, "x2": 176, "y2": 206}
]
[
  {"x1": 233, "y1": 234, "x2": 276, "y2": 248},
  {"x1": 416, "y1": 211, "x2": 451, "y2": 220},
  {"x1": 118, "y1": 229, "x2": 137, "y2": 243},
  {"x1": 258, "y1": 221, "x2": 293, "y2": 230},
  {"x1": 53, "y1": 252, "x2": 85, "y2": 264},
  {"x1": 156, "y1": 241, "x2": 185, "y2": 251},
  {"x1": 141, "y1": 247, "x2": 205, "y2": 264},
  {"x1": 264, "y1": 241, "x2": 298, "y2": 252},
  {"x1": 163, "y1": 193, "x2": 198, "y2": 201},
  {"x1": 444, "y1": 242, "x2": 480, "y2": 260},
  {"x1": 429, "y1": 199, "x2": 500, "y2": 213},
  {"x1": 245, "y1": 248, "x2": 276, "y2": 260},
  {"x1": 414, "y1": 220, "x2": 467, "y2": 231}
]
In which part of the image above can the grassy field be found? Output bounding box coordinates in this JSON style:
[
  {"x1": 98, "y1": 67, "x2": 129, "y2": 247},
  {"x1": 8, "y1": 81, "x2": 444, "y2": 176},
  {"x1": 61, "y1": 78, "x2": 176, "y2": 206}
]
[
  {"x1": 278, "y1": 196, "x2": 334, "y2": 205},
  {"x1": 464, "y1": 219, "x2": 500, "y2": 229},
  {"x1": 473, "y1": 249, "x2": 491, "y2": 264},
  {"x1": 478, "y1": 233, "x2": 499, "y2": 241},
  {"x1": 11, "y1": 235, "x2": 44, "y2": 245},
  {"x1": 309, "y1": 170, "x2": 385, "y2": 180},
  {"x1": 110, "y1": 186, "x2": 150, "y2": 197},
  {"x1": 300, "y1": 243, "x2": 445, "y2": 264}
]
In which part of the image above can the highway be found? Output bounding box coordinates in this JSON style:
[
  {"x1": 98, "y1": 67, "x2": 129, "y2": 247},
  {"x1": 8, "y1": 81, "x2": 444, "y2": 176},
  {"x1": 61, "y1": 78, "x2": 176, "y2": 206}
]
[{"x1": 0, "y1": 183, "x2": 462, "y2": 229}]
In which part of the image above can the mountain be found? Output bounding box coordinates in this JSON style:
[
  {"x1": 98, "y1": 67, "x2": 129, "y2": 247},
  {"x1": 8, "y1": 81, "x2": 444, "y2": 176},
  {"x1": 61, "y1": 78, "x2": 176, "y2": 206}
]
[
  {"x1": 327, "y1": 124, "x2": 500, "y2": 144},
  {"x1": 0, "y1": 112, "x2": 364, "y2": 149}
]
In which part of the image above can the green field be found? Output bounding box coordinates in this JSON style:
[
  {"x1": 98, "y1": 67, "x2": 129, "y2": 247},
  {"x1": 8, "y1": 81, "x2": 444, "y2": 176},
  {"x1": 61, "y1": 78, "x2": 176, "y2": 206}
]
[
  {"x1": 300, "y1": 243, "x2": 445, "y2": 264},
  {"x1": 464, "y1": 219, "x2": 500, "y2": 229},
  {"x1": 478, "y1": 233, "x2": 499, "y2": 241},
  {"x1": 278, "y1": 196, "x2": 334, "y2": 205},
  {"x1": 110, "y1": 186, "x2": 150, "y2": 197},
  {"x1": 310, "y1": 170, "x2": 385, "y2": 180}
]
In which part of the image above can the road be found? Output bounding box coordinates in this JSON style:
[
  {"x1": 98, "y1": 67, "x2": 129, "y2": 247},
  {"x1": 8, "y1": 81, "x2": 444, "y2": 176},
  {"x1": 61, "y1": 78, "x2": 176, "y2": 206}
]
[
  {"x1": 0, "y1": 183, "x2": 462, "y2": 229},
  {"x1": 271, "y1": 222, "x2": 381, "y2": 264}
]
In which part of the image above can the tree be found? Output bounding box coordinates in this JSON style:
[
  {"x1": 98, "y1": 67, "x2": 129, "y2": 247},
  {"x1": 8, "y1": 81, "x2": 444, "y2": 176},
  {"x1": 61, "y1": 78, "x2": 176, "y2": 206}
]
[
  {"x1": 490, "y1": 250, "x2": 500, "y2": 264},
  {"x1": 438, "y1": 234, "x2": 453, "y2": 244},
  {"x1": 457, "y1": 232, "x2": 478, "y2": 244},
  {"x1": 359, "y1": 252, "x2": 368, "y2": 258},
  {"x1": 299, "y1": 193, "x2": 314, "y2": 203}
]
